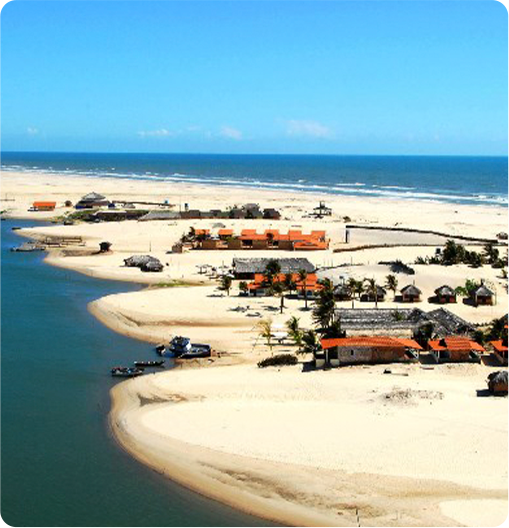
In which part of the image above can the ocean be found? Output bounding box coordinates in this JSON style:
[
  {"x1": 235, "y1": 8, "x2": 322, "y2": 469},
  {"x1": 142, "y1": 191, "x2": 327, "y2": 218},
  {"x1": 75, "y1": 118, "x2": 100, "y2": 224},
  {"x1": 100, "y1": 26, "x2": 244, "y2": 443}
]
[
  {"x1": 1, "y1": 220, "x2": 274, "y2": 527},
  {"x1": 1, "y1": 151, "x2": 507, "y2": 206}
]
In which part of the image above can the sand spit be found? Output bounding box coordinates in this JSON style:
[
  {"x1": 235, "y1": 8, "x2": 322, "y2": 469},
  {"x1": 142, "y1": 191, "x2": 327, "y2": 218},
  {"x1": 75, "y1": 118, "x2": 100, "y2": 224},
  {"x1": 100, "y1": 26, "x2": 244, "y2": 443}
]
[
  {"x1": 110, "y1": 364, "x2": 507, "y2": 527},
  {"x1": 4, "y1": 169, "x2": 508, "y2": 526}
]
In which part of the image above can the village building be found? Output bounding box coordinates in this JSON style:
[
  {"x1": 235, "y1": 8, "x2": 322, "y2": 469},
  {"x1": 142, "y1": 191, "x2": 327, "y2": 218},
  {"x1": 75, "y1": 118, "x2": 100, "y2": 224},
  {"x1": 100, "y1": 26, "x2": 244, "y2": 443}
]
[
  {"x1": 246, "y1": 272, "x2": 322, "y2": 297},
  {"x1": 434, "y1": 285, "x2": 457, "y2": 304},
  {"x1": 487, "y1": 371, "x2": 508, "y2": 395},
  {"x1": 335, "y1": 307, "x2": 475, "y2": 340},
  {"x1": 360, "y1": 285, "x2": 386, "y2": 303},
  {"x1": 400, "y1": 284, "x2": 422, "y2": 303},
  {"x1": 232, "y1": 257, "x2": 315, "y2": 280},
  {"x1": 316, "y1": 336, "x2": 422, "y2": 367},
  {"x1": 427, "y1": 336, "x2": 485, "y2": 363},
  {"x1": 75, "y1": 192, "x2": 110, "y2": 209},
  {"x1": 334, "y1": 284, "x2": 352, "y2": 301},
  {"x1": 472, "y1": 284, "x2": 495, "y2": 306},
  {"x1": 490, "y1": 339, "x2": 508, "y2": 365},
  {"x1": 30, "y1": 201, "x2": 56, "y2": 211}
]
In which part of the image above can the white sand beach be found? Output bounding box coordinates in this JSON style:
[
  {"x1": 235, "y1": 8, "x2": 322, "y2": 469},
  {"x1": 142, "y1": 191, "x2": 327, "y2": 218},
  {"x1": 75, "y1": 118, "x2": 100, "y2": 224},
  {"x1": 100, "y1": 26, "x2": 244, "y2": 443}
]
[{"x1": 2, "y1": 169, "x2": 508, "y2": 526}]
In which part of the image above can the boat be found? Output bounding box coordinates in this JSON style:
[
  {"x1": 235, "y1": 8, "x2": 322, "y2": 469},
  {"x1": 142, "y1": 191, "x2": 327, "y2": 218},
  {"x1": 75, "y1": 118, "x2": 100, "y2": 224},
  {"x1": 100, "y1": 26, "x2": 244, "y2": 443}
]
[
  {"x1": 134, "y1": 360, "x2": 165, "y2": 368},
  {"x1": 166, "y1": 336, "x2": 192, "y2": 357},
  {"x1": 180, "y1": 344, "x2": 212, "y2": 359},
  {"x1": 154, "y1": 344, "x2": 166, "y2": 355},
  {"x1": 110, "y1": 366, "x2": 144, "y2": 378}
]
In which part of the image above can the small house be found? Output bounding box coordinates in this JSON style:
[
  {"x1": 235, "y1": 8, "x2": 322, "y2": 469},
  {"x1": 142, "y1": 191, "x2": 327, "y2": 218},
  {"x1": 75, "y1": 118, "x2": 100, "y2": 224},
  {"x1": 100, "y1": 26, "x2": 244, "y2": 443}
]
[
  {"x1": 487, "y1": 371, "x2": 508, "y2": 395},
  {"x1": 75, "y1": 192, "x2": 109, "y2": 209},
  {"x1": 334, "y1": 284, "x2": 352, "y2": 301},
  {"x1": 316, "y1": 336, "x2": 422, "y2": 367},
  {"x1": 472, "y1": 285, "x2": 494, "y2": 306},
  {"x1": 428, "y1": 336, "x2": 485, "y2": 363},
  {"x1": 361, "y1": 285, "x2": 386, "y2": 303},
  {"x1": 434, "y1": 285, "x2": 457, "y2": 304},
  {"x1": 401, "y1": 284, "x2": 422, "y2": 303},
  {"x1": 490, "y1": 340, "x2": 508, "y2": 366},
  {"x1": 31, "y1": 201, "x2": 56, "y2": 211},
  {"x1": 263, "y1": 208, "x2": 281, "y2": 220}
]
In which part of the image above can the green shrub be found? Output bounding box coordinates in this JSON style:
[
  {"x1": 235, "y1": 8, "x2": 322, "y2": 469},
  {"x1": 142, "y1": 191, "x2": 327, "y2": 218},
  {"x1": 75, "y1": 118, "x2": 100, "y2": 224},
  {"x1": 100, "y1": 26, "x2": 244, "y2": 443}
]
[{"x1": 257, "y1": 354, "x2": 298, "y2": 368}]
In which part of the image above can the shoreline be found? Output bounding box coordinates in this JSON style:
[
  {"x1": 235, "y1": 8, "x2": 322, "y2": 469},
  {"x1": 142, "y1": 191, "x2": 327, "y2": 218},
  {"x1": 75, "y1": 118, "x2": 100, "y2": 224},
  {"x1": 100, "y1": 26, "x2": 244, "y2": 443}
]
[{"x1": 3, "y1": 169, "x2": 508, "y2": 526}]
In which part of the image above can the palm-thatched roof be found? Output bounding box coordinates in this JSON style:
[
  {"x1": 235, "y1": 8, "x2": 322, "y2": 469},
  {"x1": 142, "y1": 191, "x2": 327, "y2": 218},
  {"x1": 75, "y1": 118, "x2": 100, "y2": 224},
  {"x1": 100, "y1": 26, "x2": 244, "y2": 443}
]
[
  {"x1": 124, "y1": 255, "x2": 161, "y2": 268},
  {"x1": 401, "y1": 284, "x2": 421, "y2": 295},
  {"x1": 474, "y1": 285, "x2": 494, "y2": 297},
  {"x1": 232, "y1": 258, "x2": 315, "y2": 275},
  {"x1": 335, "y1": 307, "x2": 474, "y2": 338},
  {"x1": 81, "y1": 192, "x2": 106, "y2": 201},
  {"x1": 434, "y1": 285, "x2": 456, "y2": 296}
]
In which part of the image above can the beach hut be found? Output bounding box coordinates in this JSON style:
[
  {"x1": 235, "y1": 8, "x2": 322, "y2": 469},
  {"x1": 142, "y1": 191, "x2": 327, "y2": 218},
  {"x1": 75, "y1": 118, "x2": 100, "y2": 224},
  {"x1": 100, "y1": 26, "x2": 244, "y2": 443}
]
[
  {"x1": 401, "y1": 284, "x2": 422, "y2": 303},
  {"x1": 490, "y1": 340, "x2": 508, "y2": 365},
  {"x1": 428, "y1": 336, "x2": 485, "y2": 363},
  {"x1": 487, "y1": 371, "x2": 508, "y2": 395},
  {"x1": 361, "y1": 285, "x2": 386, "y2": 303},
  {"x1": 472, "y1": 285, "x2": 494, "y2": 306},
  {"x1": 31, "y1": 201, "x2": 56, "y2": 211},
  {"x1": 263, "y1": 208, "x2": 281, "y2": 220},
  {"x1": 334, "y1": 284, "x2": 352, "y2": 301},
  {"x1": 317, "y1": 336, "x2": 422, "y2": 367},
  {"x1": 75, "y1": 192, "x2": 109, "y2": 209},
  {"x1": 434, "y1": 285, "x2": 457, "y2": 304}
]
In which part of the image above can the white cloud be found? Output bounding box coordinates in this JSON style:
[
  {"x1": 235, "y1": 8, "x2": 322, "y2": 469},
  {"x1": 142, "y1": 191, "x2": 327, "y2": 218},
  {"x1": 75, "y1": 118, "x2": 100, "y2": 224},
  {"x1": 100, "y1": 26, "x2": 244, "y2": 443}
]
[
  {"x1": 27, "y1": 127, "x2": 39, "y2": 135},
  {"x1": 138, "y1": 128, "x2": 173, "y2": 138},
  {"x1": 286, "y1": 120, "x2": 334, "y2": 139},
  {"x1": 219, "y1": 126, "x2": 243, "y2": 140}
]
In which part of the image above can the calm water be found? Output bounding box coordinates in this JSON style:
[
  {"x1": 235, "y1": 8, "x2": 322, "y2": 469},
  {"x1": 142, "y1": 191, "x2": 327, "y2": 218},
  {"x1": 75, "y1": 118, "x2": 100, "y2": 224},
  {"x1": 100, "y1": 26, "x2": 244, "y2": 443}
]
[
  {"x1": 1, "y1": 220, "x2": 272, "y2": 527},
  {"x1": 1, "y1": 151, "x2": 507, "y2": 206}
]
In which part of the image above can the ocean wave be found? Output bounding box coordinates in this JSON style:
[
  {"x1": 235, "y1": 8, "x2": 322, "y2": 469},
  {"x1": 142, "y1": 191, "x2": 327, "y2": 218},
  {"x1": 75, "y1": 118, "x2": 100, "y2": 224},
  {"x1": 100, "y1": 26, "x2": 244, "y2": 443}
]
[{"x1": 2, "y1": 164, "x2": 506, "y2": 206}]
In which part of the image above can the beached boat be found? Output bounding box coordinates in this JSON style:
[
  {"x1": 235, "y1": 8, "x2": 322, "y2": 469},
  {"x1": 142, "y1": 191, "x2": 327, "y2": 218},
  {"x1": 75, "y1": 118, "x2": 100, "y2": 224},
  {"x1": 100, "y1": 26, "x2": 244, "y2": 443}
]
[
  {"x1": 154, "y1": 344, "x2": 166, "y2": 354},
  {"x1": 134, "y1": 360, "x2": 165, "y2": 368},
  {"x1": 180, "y1": 344, "x2": 212, "y2": 359},
  {"x1": 110, "y1": 366, "x2": 144, "y2": 378},
  {"x1": 166, "y1": 336, "x2": 192, "y2": 356}
]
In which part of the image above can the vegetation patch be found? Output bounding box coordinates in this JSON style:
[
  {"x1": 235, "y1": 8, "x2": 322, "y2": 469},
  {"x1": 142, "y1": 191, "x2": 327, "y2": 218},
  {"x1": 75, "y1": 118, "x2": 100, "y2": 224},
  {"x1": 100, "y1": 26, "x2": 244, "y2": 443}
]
[{"x1": 257, "y1": 354, "x2": 298, "y2": 368}]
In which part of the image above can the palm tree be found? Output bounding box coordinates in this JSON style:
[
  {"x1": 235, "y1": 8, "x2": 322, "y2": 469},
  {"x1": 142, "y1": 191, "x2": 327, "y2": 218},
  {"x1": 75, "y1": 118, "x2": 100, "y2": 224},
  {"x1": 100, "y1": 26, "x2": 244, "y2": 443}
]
[
  {"x1": 483, "y1": 243, "x2": 499, "y2": 265},
  {"x1": 298, "y1": 269, "x2": 309, "y2": 309},
  {"x1": 348, "y1": 278, "x2": 364, "y2": 307},
  {"x1": 239, "y1": 281, "x2": 248, "y2": 296},
  {"x1": 271, "y1": 281, "x2": 287, "y2": 314},
  {"x1": 301, "y1": 330, "x2": 321, "y2": 356},
  {"x1": 219, "y1": 275, "x2": 233, "y2": 296},
  {"x1": 257, "y1": 319, "x2": 273, "y2": 354},
  {"x1": 385, "y1": 274, "x2": 398, "y2": 300},
  {"x1": 265, "y1": 259, "x2": 281, "y2": 286},
  {"x1": 364, "y1": 278, "x2": 379, "y2": 308},
  {"x1": 286, "y1": 316, "x2": 303, "y2": 349},
  {"x1": 312, "y1": 279, "x2": 336, "y2": 331},
  {"x1": 284, "y1": 273, "x2": 297, "y2": 296}
]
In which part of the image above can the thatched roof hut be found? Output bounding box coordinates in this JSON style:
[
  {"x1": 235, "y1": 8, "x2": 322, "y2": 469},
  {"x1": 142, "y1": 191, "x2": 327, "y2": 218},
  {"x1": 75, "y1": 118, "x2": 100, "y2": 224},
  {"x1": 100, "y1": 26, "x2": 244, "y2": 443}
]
[
  {"x1": 232, "y1": 257, "x2": 315, "y2": 279},
  {"x1": 401, "y1": 284, "x2": 421, "y2": 302},
  {"x1": 434, "y1": 284, "x2": 457, "y2": 304},
  {"x1": 473, "y1": 285, "x2": 495, "y2": 306},
  {"x1": 123, "y1": 254, "x2": 164, "y2": 272},
  {"x1": 487, "y1": 370, "x2": 508, "y2": 395}
]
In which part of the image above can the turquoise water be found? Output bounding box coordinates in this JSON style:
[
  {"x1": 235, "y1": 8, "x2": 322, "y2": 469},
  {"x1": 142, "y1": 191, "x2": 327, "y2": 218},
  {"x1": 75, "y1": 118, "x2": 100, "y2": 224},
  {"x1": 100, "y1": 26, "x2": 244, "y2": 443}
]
[
  {"x1": 1, "y1": 220, "x2": 273, "y2": 527},
  {"x1": 2, "y1": 151, "x2": 507, "y2": 206}
]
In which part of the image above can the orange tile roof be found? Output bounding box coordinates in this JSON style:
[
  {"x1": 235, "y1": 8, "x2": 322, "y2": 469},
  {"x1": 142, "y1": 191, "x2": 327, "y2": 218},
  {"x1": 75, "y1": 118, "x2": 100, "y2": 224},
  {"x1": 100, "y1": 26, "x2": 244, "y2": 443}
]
[
  {"x1": 429, "y1": 337, "x2": 485, "y2": 353},
  {"x1": 218, "y1": 229, "x2": 233, "y2": 236},
  {"x1": 490, "y1": 340, "x2": 508, "y2": 353},
  {"x1": 321, "y1": 337, "x2": 422, "y2": 350},
  {"x1": 240, "y1": 229, "x2": 257, "y2": 236},
  {"x1": 33, "y1": 201, "x2": 56, "y2": 207},
  {"x1": 194, "y1": 229, "x2": 210, "y2": 236}
]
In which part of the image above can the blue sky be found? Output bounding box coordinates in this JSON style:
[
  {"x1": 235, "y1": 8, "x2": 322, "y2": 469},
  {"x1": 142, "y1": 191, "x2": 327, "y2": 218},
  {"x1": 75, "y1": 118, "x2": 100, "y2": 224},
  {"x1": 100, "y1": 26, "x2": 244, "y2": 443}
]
[{"x1": 1, "y1": 1, "x2": 507, "y2": 155}]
